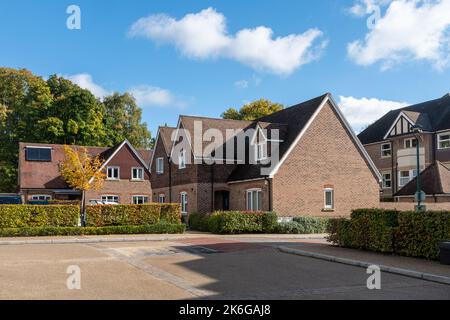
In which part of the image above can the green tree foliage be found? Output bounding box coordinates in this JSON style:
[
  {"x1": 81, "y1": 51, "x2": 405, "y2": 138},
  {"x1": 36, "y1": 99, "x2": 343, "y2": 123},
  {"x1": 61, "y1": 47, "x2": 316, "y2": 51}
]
[
  {"x1": 0, "y1": 68, "x2": 152, "y2": 192},
  {"x1": 222, "y1": 99, "x2": 284, "y2": 121},
  {"x1": 103, "y1": 93, "x2": 151, "y2": 148}
]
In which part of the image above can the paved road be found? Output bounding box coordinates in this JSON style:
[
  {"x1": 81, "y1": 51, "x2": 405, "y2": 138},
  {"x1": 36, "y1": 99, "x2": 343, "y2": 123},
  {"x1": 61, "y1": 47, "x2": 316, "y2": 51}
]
[{"x1": 0, "y1": 236, "x2": 449, "y2": 299}]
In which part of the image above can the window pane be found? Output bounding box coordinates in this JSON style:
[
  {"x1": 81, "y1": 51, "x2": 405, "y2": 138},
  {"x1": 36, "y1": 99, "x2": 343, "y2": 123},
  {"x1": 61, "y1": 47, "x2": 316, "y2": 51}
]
[
  {"x1": 247, "y1": 192, "x2": 252, "y2": 210},
  {"x1": 252, "y1": 191, "x2": 257, "y2": 211},
  {"x1": 257, "y1": 191, "x2": 262, "y2": 211},
  {"x1": 26, "y1": 148, "x2": 51, "y2": 161}
]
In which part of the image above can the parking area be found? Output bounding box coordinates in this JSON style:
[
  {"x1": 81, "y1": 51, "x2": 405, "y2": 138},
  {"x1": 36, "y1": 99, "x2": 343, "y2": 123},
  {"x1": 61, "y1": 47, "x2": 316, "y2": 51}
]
[{"x1": 0, "y1": 235, "x2": 449, "y2": 300}]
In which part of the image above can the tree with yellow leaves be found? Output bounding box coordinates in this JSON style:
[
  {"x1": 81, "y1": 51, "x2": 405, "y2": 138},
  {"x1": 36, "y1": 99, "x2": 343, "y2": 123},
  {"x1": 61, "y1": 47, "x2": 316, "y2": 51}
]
[{"x1": 60, "y1": 145, "x2": 106, "y2": 225}]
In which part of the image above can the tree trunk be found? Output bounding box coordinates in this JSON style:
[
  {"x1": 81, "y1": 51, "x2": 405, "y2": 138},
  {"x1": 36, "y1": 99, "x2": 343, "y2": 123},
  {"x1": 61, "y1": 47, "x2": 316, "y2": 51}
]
[{"x1": 81, "y1": 190, "x2": 86, "y2": 227}]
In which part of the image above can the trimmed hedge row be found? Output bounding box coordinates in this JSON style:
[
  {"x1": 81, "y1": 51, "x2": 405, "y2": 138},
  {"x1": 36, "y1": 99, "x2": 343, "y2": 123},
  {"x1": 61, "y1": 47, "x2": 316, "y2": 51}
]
[
  {"x1": 85, "y1": 204, "x2": 181, "y2": 227},
  {"x1": 189, "y1": 211, "x2": 278, "y2": 234},
  {"x1": 327, "y1": 209, "x2": 450, "y2": 260},
  {"x1": 0, "y1": 224, "x2": 186, "y2": 237},
  {"x1": 0, "y1": 205, "x2": 79, "y2": 228},
  {"x1": 275, "y1": 217, "x2": 329, "y2": 234}
]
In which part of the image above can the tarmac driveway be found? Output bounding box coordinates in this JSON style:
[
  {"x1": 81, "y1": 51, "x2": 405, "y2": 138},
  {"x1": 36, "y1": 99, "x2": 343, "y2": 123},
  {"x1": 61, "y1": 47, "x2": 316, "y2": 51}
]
[{"x1": 0, "y1": 236, "x2": 449, "y2": 300}]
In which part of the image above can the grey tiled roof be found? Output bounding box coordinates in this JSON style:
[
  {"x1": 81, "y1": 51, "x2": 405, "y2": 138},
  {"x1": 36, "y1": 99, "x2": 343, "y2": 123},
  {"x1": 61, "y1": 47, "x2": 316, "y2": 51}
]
[{"x1": 358, "y1": 94, "x2": 450, "y2": 144}]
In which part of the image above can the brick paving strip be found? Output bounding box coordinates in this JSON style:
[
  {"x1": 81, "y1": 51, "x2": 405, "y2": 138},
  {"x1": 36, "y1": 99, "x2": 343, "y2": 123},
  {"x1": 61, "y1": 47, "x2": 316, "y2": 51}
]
[{"x1": 278, "y1": 245, "x2": 450, "y2": 286}]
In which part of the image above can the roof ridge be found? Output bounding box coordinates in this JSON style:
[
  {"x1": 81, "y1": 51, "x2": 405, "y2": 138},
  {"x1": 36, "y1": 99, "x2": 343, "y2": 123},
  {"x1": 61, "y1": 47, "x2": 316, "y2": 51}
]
[{"x1": 257, "y1": 93, "x2": 329, "y2": 122}]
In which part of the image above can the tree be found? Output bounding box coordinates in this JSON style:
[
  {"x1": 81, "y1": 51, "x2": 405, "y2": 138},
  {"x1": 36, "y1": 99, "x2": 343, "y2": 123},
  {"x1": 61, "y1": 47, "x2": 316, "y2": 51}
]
[
  {"x1": 59, "y1": 145, "x2": 105, "y2": 225},
  {"x1": 103, "y1": 93, "x2": 152, "y2": 149},
  {"x1": 0, "y1": 68, "x2": 53, "y2": 192},
  {"x1": 222, "y1": 99, "x2": 284, "y2": 121},
  {"x1": 44, "y1": 75, "x2": 107, "y2": 146},
  {"x1": 0, "y1": 68, "x2": 153, "y2": 193}
]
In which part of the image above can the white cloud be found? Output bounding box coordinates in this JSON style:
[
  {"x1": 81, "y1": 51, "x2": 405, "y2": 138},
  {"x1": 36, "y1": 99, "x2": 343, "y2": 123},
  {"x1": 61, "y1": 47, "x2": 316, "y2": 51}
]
[
  {"x1": 338, "y1": 96, "x2": 409, "y2": 132},
  {"x1": 347, "y1": 0, "x2": 450, "y2": 70},
  {"x1": 129, "y1": 85, "x2": 186, "y2": 108},
  {"x1": 128, "y1": 7, "x2": 326, "y2": 75},
  {"x1": 348, "y1": 0, "x2": 391, "y2": 17},
  {"x1": 66, "y1": 73, "x2": 110, "y2": 98},
  {"x1": 66, "y1": 73, "x2": 187, "y2": 108},
  {"x1": 234, "y1": 80, "x2": 249, "y2": 89}
]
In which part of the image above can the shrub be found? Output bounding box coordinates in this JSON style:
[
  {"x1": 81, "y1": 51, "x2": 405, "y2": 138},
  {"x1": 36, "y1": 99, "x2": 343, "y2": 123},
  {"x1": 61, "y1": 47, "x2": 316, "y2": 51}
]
[
  {"x1": 0, "y1": 205, "x2": 79, "y2": 228},
  {"x1": 261, "y1": 211, "x2": 278, "y2": 233},
  {"x1": 189, "y1": 212, "x2": 211, "y2": 231},
  {"x1": 327, "y1": 208, "x2": 450, "y2": 260},
  {"x1": 206, "y1": 211, "x2": 277, "y2": 234},
  {"x1": 275, "y1": 217, "x2": 329, "y2": 234},
  {"x1": 0, "y1": 224, "x2": 186, "y2": 237},
  {"x1": 395, "y1": 211, "x2": 450, "y2": 259},
  {"x1": 85, "y1": 204, "x2": 181, "y2": 227},
  {"x1": 159, "y1": 203, "x2": 182, "y2": 224},
  {"x1": 292, "y1": 216, "x2": 329, "y2": 234}
]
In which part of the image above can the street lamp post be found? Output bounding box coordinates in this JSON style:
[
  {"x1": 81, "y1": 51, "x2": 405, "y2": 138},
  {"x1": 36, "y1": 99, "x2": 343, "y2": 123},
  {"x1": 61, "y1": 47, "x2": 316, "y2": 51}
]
[{"x1": 411, "y1": 125, "x2": 425, "y2": 212}]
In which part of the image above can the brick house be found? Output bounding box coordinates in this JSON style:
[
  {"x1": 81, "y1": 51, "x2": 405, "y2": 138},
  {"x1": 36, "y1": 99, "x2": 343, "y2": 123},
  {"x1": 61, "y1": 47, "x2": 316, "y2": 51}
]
[
  {"x1": 18, "y1": 140, "x2": 152, "y2": 205},
  {"x1": 358, "y1": 93, "x2": 450, "y2": 203},
  {"x1": 150, "y1": 93, "x2": 381, "y2": 217}
]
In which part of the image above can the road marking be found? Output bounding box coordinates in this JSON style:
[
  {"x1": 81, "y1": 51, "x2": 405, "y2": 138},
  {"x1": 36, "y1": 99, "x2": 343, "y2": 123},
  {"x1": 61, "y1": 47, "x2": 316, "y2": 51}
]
[{"x1": 88, "y1": 244, "x2": 215, "y2": 298}]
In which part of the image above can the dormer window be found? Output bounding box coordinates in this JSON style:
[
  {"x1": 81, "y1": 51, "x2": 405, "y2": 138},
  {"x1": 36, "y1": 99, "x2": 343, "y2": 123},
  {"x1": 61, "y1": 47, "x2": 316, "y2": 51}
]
[
  {"x1": 256, "y1": 141, "x2": 268, "y2": 161},
  {"x1": 179, "y1": 149, "x2": 186, "y2": 169},
  {"x1": 156, "y1": 157, "x2": 164, "y2": 174},
  {"x1": 25, "y1": 147, "x2": 52, "y2": 162}
]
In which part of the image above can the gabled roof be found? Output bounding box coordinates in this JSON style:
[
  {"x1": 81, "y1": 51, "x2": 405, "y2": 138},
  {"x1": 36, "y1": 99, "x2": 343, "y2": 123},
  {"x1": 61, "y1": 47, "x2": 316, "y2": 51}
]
[
  {"x1": 396, "y1": 161, "x2": 450, "y2": 196},
  {"x1": 149, "y1": 126, "x2": 176, "y2": 171},
  {"x1": 19, "y1": 141, "x2": 152, "y2": 189},
  {"x1": 228, "y1": 94, "x2": 381, "y2": 182},
  {"x1": 358, "y1": 94, "x2": 450, "y2": 144},
  {"x1": 159, "y1": 126, "x2": 177, "y2": 155}
]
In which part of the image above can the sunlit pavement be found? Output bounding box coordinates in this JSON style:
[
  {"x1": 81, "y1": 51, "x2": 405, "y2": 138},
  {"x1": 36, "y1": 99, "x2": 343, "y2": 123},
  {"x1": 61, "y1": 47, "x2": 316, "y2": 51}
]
[{"x1": 0, "y1": 235, "x2": 449, "y2": 300}]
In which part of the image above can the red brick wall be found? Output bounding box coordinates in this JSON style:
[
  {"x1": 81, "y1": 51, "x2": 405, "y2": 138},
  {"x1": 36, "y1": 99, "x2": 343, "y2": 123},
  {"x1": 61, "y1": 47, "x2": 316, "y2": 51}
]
[
  {"x1": 228, "y1": 179, "x2": 269, "y2": 212},
  {"x1": 272, "y1": 102, "x2": 380, "y2": 217}
]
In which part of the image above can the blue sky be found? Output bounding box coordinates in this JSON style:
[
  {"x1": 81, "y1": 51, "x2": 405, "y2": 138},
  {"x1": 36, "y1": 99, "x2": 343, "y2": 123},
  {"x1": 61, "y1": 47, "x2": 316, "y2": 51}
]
[{"x1": 1, "y1": 0, "x2": 449, "y2": 135}]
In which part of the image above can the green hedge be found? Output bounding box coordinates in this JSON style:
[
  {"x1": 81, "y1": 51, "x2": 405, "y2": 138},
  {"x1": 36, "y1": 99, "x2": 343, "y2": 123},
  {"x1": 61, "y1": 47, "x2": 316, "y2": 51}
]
[
  {"x1": 0, "y1": 205, "x2": 79, "y2": 228},
  {"x1": 188, "y1": 212, "x2": 211, "y2": 231},
  {"x1": 0, "y1": 224, "x2": 186, "y2": 237},
  {"x1": 85, "y1": 204, "x2": 181, "y2": 227},
  {"x1": 189, "y1": 211, "x2": 277, "y2": 234},
  {"x1": 327, "y1": 209, "x2": 450, "y2": 259},
  {"x1": 275, "y1": 217, "x2": 329, "y2": 234},
  {"x1": 395, "y1": 211, "x2": 450, "y2": 259},
  {"x1": 159, "y1": 204, "x2": 182, "y2": 224}
]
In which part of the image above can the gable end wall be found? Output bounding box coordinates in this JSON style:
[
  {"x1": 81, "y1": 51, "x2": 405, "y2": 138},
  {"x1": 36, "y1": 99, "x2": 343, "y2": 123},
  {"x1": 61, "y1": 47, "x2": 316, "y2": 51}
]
[{"x1": 272, "y1": 101, "x2": 380, "y2": 217}]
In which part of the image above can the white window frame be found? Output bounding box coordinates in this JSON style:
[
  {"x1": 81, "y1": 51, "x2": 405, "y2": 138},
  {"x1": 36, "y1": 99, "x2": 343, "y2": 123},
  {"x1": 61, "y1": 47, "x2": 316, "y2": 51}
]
[
  {"x1": 398, "y1": 171, "x2": 411, "y2": 187},
  {"x1": 380, "y1": 143, "x2": 392, "y2": 158},
  {"x1": 31, "y1": 195, "x2": 51, "y2": 201},
  {"x1": 324, "y1": 188, "x2": 334, "y2": 210},
  {"x1": 180, "y1": 192, "x2": 188, "y2": 214},
  {"x1": 382, "y1": 173, "x2": 392, "y2": 189},
  {"x1": 158, "y1": 194, "x2": 166, "y2": 203},
  {"x1": 246, "y1": 188, "x2": 262, "y2": 211},
  {"x1": 156, "y1": 157, "x2": 164, "y2": 174},
  {"x1": 437, "y1": 132, "x2": 450, "y2": 150},
  {"x1": 131, "y1": 167, "x2": 144, "y2": 181},
  {"x1": 255, "y1": 141, "x2": 268, "y2": 162},
  {"x1": 107, "y1": 166, "x2": 120, "y2": 180},
  {"x1": 179, "y1": 149, "x2": 186, "y2": 169},
  {"x1": 101, "y1": 195, "x2": 119, "y2": 203},
  {"x1": 404, "y1": 138, "x2": 417, "y2": 149},
  {"x1": 132, "y1": 195, "x2": 149, "y2": 204}
]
